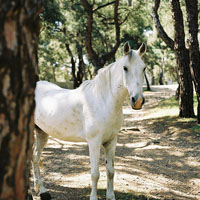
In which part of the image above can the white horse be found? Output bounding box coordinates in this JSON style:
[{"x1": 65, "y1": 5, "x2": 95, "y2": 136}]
[{"x1": 32, "y1": 42, "x2": 146, "y2": 200}]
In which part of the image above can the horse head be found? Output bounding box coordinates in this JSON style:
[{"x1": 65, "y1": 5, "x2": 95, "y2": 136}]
[{"x1": 122, "y1": 42, "x2": 146, "y2": 110}]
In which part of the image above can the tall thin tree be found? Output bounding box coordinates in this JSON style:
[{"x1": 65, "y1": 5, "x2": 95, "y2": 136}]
[
  {"x1": 153, "y1": 0, "x2": 194, "y2": 118},
  {"x1": 185, "y1": 0, "x2": 200, "y2": 123},
  {"x1": 170, "y1": 0, "x2": 194, "y2": 117},
  {"x1": 0, "y1": 1, "x2": 41, "y2": 199}
]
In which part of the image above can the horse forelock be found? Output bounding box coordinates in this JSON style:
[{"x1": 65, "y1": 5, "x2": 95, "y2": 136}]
[
  {"x1": 128, "y1": 50, "x2": 138, "y2": 62},
  {"x1": 129, "y1": 50, "x2": 133, "y2": 59}
]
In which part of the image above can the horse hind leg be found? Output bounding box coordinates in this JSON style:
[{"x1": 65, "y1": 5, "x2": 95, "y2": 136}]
[{"x1": 32, "y1": 126, "x2": 51, "y2": 200}]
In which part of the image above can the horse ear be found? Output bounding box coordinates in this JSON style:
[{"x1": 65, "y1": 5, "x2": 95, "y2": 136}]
[
  {"x1": 124, "y1": 42, "x2": 130, "y2": 55},
  {"x1": 138, "y1": 43, "x2": 146, "y2": 56}
]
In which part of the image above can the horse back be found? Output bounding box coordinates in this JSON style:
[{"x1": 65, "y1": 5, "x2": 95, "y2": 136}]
[{"x1": 34, "y1": 81, "x2": 86, "y2": 141}]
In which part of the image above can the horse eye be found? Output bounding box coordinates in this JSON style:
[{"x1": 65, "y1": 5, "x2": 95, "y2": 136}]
[{"x1": 123, "y1": 66, "x2": 128, "y2": 72}]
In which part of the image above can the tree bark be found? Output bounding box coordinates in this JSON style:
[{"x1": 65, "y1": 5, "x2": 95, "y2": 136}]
[
  {"x1": 144, "y1": 72, "x2": 151, "y2": 91},
  {"x1": 0, "y1": 1, "x2": 41, "y2": 199},
  {"x1": 76, "y1": 43, "x2": 85, "y2": 87},
  {"x1": 185, "y1": 0, "x2": 200, "y2": 123},
  {"x1": 170, "y1": 0, "x2": 194, "y2": 118},
  {"x1": 159, "y1": 71, "x2": 164, "y2": 85},
  {"x1": 65, "y1": 42, "x2": 85, "y2": 88},
  {"x1": 65, "y1": 43, "x2": 78, "y2": 88}
]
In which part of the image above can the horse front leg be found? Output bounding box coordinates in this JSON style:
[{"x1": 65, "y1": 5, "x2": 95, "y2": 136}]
[
  {"x1": 103, "y1": 136, "x2": 117, "y2": 200},
  {"x1": 88, "y1": 140, "x2": 101, "y2": 200}
]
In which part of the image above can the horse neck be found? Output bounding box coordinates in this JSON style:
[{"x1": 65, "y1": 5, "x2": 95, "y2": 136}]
[{"x1": 107, "y1": 60, "x2": 128, "y2": 110}]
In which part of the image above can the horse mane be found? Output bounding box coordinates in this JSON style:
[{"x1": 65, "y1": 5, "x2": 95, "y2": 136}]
[
  {"x1": 79, "y1": 51, "x2": 137, "y2": 97},
  {"x1": 80, "y1": 63, "x2": 115, "y2": 97}
]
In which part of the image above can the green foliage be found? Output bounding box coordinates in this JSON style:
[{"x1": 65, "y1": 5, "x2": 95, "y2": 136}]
[
  {"x1": 38, "y1": 0, "x2": 185, "y2": 86},
  {"x1": 146, "y1": 92, "x2": 198, "y2": 119},
  {"x1": 42, "y1": 0, "x2": 64, "y2": 23},
  {"x1": 158, "y1": 94, "x2": 198, "y2": 112},
  {"x1": 192, "y1": 124, "x2": 200, "y2": 133},
  {"x1": 158, "y1": 96, "x2": 178, "y2": 109}
]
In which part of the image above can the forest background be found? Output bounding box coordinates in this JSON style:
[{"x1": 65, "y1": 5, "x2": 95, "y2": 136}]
[
  {"x1": 39, "y1": 0, "x2": 200, "y2": 122},
  {"x1": 40, "y1": 0, "x2": 177, "y2": 87}
]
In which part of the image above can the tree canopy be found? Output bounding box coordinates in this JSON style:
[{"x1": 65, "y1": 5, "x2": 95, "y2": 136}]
[
  {"x1": 39, "y1": 0, "x2": 165, "y2": 86},
  {"x1": 39, "y1": 0, "x2": 200, "y2": 122}
]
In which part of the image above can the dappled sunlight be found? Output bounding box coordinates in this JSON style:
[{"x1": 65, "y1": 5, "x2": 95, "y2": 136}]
[
  {"x1": 168, "y1": 150, "x2": 184, "y2": 157},
  {"x1": 117, "y1": 141, "x2": 150, "y2": 148},
  {"x1": 118, "y1": 85, "x2": 200, "y2": 199},
  {"x1": 144, "y1": 107, "x2": 179, "y2": 119},
  {"x1": 31, "y1": 85, "x2": 200, "y2": 200},
  {"x1": 139, "y1": 144, "x2": 170, "y2": 150}
]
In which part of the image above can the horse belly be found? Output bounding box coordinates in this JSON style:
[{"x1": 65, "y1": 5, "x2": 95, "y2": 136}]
[
  {"x1": 36, "y1": 115, "x2": 86, "y2": 142},
  {"x1": 35, "y1": 95, "x2": 86, "y2": 142}
]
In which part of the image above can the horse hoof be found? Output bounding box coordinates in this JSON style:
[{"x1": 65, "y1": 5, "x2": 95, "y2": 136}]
[{"x1": 40, "y1": 192, "x2": 51, "y2": 200}]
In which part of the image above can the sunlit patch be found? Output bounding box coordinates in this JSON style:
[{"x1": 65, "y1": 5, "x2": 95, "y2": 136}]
[
  {"x1": 145, "y1": 107, "x2": 179, "y2": 119},
  {"x1": 168, "y1": 150, "x2": 184, "y2": 157}
]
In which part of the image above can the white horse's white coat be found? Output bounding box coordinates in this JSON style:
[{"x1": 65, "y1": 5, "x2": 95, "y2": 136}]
[{"x1": 32, "y1": 43, "x2": 146, "y2": 200}]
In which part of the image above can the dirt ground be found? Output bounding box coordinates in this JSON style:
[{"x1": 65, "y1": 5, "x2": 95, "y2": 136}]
[{"x1": 32, "y1": 85, "x2": 200, "y2": 200}]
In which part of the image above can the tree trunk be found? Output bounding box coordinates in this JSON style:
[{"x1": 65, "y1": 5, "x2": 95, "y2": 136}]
[
  {"x1": 144, "y1": 72, "x2": 151, "y2": 91},
  {"x1": 185, "y1": 0, "x2": 200, "y2": 123},
  {"x1": 175, "y1": 83, "x2": 180, "y2": 100},
  {"x1": 0, "y1": 1, "x2": 41, "y2": 199},
  {"x1": 153, "y1": 0, "x2": 194, "y2": 118},
  {"x1": 76, "y1": 44, "x2": 84, "y2": 87},
  {"x1": 151, "y1": 76, "x2": 155, "y2": 85},
  {"x1": 52, "y1": 67, "x2": 56, "y2": 82},
  {"x1": 81, "y1": 0, "x2": 121, "y2": 74},
  {"x1": 65, "y1": 43, "x2": 79, "y2": 89},
  {"x1": 150, "y1": 65, "x2": 155, "y2": 85},
  {"x1": 159, "y1": 66, "x2": 164, "y2": 85},
  {"x1": 170, "y1": 0, "x2": 195, "y2": 118}
]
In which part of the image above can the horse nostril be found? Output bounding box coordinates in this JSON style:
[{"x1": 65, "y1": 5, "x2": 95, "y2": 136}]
[
  {"x1": 142, "y1": 97, "x2": 145, "y2": 105},
  {"x1": 132, "y1": 97, "x2": 136, "y2": 104}
]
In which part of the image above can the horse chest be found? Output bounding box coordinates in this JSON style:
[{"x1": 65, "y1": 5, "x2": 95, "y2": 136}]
[{"x1": 84, "y1": 106, "x2": 123, "y2": 143}]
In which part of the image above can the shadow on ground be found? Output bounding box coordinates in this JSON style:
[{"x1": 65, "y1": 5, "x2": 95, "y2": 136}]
[
  {"x1": 32, "y1": 86, "x2": 200, "y2": 200},
  {"x1": 33, "y1": 183, "x2": 159, "y2": 200}
]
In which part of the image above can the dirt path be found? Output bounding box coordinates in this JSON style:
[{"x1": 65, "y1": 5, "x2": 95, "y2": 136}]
[{"x1": 32, "y1": 85, "x2": 200, "y2": 200}]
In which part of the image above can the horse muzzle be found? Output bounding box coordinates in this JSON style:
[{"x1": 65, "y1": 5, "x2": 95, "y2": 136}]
[{"x1": 130, "y1": 96, "x2": 145, "y2": 110}]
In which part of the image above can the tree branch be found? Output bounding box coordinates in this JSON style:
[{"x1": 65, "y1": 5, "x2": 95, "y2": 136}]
[
  {"x1": 152, "y1": 0, "x2": 174, "y2": 50},
  {"x1": 81, "y1": 0, "x2": 121, "y2": 73},
  {"x1": 80, "y1": 0, "x2": 98, "y2": 63},
  {"x1": 119, "y1": 12, "x2": 130, "y2": 26},
  {"x1": 93, "y1": 1, "x2": 115, "y2": 13},
  {"x1": 102, "y1": 0, "x2": 120, "y2": 61}
]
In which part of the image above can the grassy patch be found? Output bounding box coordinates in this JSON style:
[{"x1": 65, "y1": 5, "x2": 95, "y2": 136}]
[
  {"x1": 192, "y1": 124, "x2": 200, "y2": 133},
  {"x1": 146, "y1": 96, "x2": 179, "y2": 119},
  {"x1": 158, "y1": 96, "x2": 178, "y2": 108},
  {"x1": 146, "y1": 95, "x2": 198, "y2": 119}
]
